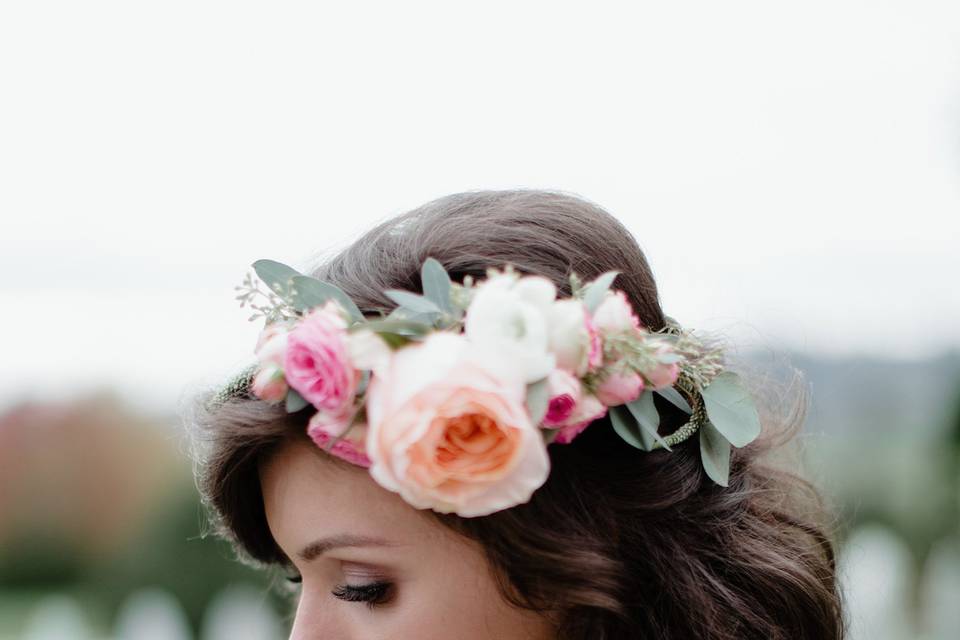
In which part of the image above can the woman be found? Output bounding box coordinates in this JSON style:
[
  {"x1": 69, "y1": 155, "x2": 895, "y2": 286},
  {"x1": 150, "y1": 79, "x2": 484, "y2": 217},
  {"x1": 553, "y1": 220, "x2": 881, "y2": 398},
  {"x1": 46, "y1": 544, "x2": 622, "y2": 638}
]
[{"x1": 189, "y1": 190, "x2": 844, "y2": 639}]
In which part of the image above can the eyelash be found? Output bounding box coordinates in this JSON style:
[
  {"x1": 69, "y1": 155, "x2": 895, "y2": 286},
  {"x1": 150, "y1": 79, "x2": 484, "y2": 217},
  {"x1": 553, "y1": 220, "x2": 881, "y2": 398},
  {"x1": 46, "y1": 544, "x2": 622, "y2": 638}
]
[
  {"x1": 331, "y1": 581, "x2": 393, "y2": 609},
  {"x1": 285, "y1": 574, "x2": 393, "y2": 610}
]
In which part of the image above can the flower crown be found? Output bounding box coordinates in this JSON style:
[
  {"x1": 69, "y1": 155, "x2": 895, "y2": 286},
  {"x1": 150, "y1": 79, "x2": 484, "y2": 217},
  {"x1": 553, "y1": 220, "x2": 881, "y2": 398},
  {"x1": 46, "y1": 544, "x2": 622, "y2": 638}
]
[{"x1": 213, "y1": 258, "x2": 761, "y2": 517}]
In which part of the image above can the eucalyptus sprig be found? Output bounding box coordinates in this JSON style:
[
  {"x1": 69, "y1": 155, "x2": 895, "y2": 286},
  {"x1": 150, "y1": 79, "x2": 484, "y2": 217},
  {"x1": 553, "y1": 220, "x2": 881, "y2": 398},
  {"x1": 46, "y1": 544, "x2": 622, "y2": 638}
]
[{"x1": 234, "y1": 271, "x2": 299, "y2": 323}]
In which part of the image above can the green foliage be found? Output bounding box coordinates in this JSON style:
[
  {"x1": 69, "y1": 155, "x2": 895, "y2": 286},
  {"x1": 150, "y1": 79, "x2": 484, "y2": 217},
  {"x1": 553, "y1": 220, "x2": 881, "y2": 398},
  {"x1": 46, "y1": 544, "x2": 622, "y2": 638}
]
[
  {"x1": 290, "y1": 275, "x2": 364, "y2": 323},
  {"x1": 700, "y1": 371, "x2": 761, "y2": 448},
  {"x1": 626, "y1": 391, "x2": 671, "y2": 450},
  {"x1": 655, "y1": 385, "x2": 692, "y2": 413},
  {"x1": 581, "y1": 271, "x2": 619, "y2": 312},
  {"x1": 421, "y1": 257, "x2": 455, "y2": 315},
  {"x1": 285, "y1": 389, "x2": 309, "y2": 413},
  {"x1": 610, "y1": 405, "x2": 651, "y2": 450},
  {"x1": 699, "y1": 420, "x2": 731, "y2": 486}
]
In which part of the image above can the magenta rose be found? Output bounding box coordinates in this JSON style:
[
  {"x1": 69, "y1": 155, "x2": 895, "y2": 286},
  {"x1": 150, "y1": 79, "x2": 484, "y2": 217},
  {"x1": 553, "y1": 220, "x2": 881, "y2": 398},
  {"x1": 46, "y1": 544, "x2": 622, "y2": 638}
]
[
  {"x1": 283, "y1": 301, "x2": 361, "y2": 414},
  {"x1": 542, "y1": 369, "x2": 582, "y2": 426}
]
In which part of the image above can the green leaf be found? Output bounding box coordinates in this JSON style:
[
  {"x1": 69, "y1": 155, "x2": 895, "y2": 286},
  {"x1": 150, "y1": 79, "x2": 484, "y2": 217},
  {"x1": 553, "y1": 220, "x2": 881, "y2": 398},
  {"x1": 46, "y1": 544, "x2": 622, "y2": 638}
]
[
  {"x1": 421, "y1": 258, "x2": 455, "y2": 314},
  {"x1": 525, "y1": 378, "x2": 550, "y2": 425},
  {"x1": 385, "y1": 289, "x2": 444, "y2": 315},
  {"x1": 359, "y1": 318, "x2": 433, "y2": 337},
  {"x1": 625, "y1": 390, "x2": 671, "y2": 451},
  {"x1": 700, "y1": 371, "x2": 761, "y2": 448},
  {"x1": 285, "y1": 389, "x2": 309, "y2": 413},
  {"x1": 253, "y1": 259, "x2": 303, "y2": 295},
  {"x1": 581, "y1": 271, "x2": 620, "y2": 312},
  {"x1": 290, "y1": 275, "x2": 365, "y2": 324},
  {"x1": 654, "y1": 385, "x2": 692, "y2": 414},
  {"x1": 610, "y1": 405, "x2": 651, "y2": 451},
  {"x1": 699, "y1": 420, "x2": 731, "y2": 486}
]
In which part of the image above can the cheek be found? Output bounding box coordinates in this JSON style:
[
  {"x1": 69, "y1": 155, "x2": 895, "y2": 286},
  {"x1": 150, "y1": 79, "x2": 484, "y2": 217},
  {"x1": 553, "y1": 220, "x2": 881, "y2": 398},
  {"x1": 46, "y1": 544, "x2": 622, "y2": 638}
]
[{"x1": 374, "y1": 546, "x2": 554, "y2": 640}]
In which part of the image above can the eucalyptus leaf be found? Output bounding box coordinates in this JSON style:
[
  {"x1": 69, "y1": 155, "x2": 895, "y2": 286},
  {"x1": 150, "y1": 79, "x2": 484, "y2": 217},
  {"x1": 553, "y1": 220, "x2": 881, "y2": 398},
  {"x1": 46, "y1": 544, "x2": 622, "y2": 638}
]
[
  {"x1": 625, "y1": 390, "x2": 671, "y2": 451},
  {"x1": 290, "y1": 275, "x2": 365, "y2": 323},
  {"x1": 285, "y1": 389, "x2": 309, "y2": 413},
  {"x1": 581, "y1": 271, "x2": 620, "y2": 312},
  {"x1": 386, "y1": 306, "x2": 443, "y2": 326},
  {"x1": 699, "y1": 420, "x2": 731, "y2": 486},
  {"x1": 385, "y1": 290, "x2": 444, "y2": 315},
  {"x1": 654, "y1": 385, "x2": 692, "y2": 414},
  {"x1": 253, "y1": 259, "x2": 303, "y2": 295},
  {"x1": 700, "y1": 371, "x2": 761, "y2": 448},
  {"x1": 525, "y1": 378, "x2": 550, "y2": 426},
  {"x1": 421, "y1": 258, "x2": 455, "y2": 314},
  {"x1": 360, "y1": 318, "x2": 433, "y2": 336},
  {"x1": 609, "y1": 405, "x2": 651, "y2": 451}
]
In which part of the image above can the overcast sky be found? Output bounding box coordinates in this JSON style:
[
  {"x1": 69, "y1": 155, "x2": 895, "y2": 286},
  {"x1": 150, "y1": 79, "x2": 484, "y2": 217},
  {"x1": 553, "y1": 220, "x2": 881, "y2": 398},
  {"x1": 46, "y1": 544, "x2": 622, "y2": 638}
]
[{"x1": 2, "y1": 1, "x2": 959, "y2": 413}]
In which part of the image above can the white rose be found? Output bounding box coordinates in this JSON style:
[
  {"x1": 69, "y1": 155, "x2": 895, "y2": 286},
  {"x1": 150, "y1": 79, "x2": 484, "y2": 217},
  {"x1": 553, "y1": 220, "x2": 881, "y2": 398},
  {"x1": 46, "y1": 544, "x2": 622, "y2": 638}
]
[
  {"x1": 547, "y1": 299, "x2": 592, "y2": 376},
  {"x1": 464, "y1": 274, "x2": 557, "y2": 382},
  {"x1": 592, "y1": 290, "x2": 641, "y2": 334},
  {"x1": 346, "y1": 329, "x2": 393, "y2": 376}
]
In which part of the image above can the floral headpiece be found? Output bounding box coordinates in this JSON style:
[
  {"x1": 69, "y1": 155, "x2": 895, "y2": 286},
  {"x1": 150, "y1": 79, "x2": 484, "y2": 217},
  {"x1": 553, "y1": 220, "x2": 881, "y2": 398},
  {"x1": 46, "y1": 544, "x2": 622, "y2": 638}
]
[{"x1": 213, "y1": 258, "x2": 761, "y2": 517}]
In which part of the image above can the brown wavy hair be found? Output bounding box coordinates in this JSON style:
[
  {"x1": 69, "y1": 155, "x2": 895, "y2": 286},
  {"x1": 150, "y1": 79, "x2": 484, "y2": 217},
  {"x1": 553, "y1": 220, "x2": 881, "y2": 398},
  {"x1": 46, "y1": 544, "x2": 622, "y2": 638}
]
[{"x1": 189, "y1": 190, "x2": 845, "y2": 639}]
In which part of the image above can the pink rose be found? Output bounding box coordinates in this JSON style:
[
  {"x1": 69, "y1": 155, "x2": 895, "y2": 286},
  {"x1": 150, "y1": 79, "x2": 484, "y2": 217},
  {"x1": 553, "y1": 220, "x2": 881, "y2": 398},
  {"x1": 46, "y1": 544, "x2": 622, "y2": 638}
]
[
  {"x1": 592, "y1": 290, "x2": 642, "y2": 334},
  {"x1": 251, "y1": 323, "x2": 290, "y2": 403},
  {"x1": 254, "y1": 323, "x2": 289, "y2": 367},
  {"x1": 308, "y1": 411, "x2": 372, "y2": 468},
  {"x1": 284, "y1": 301, "x2": 361, "y2": 413},
  {"x1": 595, "y1": 370, "x2": 644, "y2": 406},
  {"x1": 251, "y1": 364, "x2": 288, "y2": 403},
  {"x1": 585, "y1": 310, "x2": 603, "y2": 370},
  {"x1": 644, "y1": 344, "x2": 680, "y2": 390},
  {"x1": 364, "y1": 332, "x2": 550, "y2": 517},
  {"x1": 543, "y1": 369, "x2": 582, "y2": 426},
  {"x1": 550, "y1": 393, "x2": 607, "y2": 444}
]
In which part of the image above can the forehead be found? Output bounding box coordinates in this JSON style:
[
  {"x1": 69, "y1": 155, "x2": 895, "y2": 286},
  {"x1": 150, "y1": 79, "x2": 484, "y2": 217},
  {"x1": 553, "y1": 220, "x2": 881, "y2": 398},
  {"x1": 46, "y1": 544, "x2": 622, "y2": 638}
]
[{"x1": 258, "y1": 437, "x2": 449, "y2": 553}]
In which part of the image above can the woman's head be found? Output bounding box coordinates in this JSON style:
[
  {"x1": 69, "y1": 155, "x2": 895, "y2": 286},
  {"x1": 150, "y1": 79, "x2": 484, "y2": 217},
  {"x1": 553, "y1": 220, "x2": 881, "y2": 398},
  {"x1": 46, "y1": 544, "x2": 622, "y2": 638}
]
[{"x1": 191, "y1": 190, "x2": 844, "y2": 639}]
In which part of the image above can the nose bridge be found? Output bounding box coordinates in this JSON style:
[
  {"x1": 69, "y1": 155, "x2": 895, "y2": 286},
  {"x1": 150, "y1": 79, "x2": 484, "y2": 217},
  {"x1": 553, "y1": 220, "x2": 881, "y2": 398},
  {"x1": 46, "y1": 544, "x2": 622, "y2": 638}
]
[{"x1": 288, "y1": 592, "x2": 350, "y2": 640}]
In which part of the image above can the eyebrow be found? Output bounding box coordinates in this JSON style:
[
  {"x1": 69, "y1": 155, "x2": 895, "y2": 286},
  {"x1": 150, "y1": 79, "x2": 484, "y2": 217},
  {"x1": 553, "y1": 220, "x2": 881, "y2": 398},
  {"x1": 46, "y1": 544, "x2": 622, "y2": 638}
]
[{"x1": 297, "y1": 534, "x2": 398, "y2": 562}]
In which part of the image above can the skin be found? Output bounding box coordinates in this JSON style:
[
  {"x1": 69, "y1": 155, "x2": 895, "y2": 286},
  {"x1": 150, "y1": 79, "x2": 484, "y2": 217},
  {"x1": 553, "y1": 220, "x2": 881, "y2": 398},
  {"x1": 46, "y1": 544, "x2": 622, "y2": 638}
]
[{"x1": 260, "y1": 436, "x2": 556, "y2": 640}]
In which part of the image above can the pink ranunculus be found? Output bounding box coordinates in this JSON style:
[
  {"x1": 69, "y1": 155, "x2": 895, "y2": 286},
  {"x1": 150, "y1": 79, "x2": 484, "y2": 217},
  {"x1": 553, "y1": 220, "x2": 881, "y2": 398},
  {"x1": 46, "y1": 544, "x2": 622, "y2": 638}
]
[
  {"x1": 307, "y1": 410, "x2": 372, "y2": 468},
  {"x1": 251, "y1": 364, "x2": 288, "y2": 403},
  {"x1": 645, "y1": 344, "x2": 681, "y2": 390},
  {"x1": 595, "y1": 370, "x2": 645, "y2": 406},
  {"x1": 551, "y1": 393, "x2": 607, "y2": 445},
  {"x1": 283, "y1": 301, "x2": 361, "y2": 413},
  {"x1": 592, "y1": 290, "x2": 643, "y2": 334},
  {"x1": 542, "y1": 369, "x2": 582, "y2": 427},
  {"x1": 364, "y1": 332, "x2": 550, "y2": 518}
]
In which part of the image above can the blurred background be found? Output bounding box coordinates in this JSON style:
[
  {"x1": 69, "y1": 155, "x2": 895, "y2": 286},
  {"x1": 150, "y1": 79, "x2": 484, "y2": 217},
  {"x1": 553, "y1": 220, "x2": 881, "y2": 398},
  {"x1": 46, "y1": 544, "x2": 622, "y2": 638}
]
[{"x1": 2, "y1": 1, "x2": 959, "y2": 638}]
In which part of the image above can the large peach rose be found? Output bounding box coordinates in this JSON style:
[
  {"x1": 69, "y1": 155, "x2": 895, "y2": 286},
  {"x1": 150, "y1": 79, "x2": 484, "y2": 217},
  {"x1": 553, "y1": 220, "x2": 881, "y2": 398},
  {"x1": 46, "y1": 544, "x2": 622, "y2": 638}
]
[{"x1": 364, "y1": 332, "x2": 550, "y2": 517}]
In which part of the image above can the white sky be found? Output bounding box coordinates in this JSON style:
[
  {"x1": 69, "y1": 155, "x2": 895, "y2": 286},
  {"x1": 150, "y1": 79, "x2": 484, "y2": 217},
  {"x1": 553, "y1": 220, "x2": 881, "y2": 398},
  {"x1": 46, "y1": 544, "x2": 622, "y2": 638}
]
[{"x1": 2, "y1": 1, "x2": 959, "y2": 413}]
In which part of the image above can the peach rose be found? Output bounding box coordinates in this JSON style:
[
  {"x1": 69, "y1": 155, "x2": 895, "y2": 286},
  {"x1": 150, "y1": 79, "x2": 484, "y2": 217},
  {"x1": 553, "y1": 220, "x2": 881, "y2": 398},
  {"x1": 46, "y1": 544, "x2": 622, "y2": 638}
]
[{"x1": 364, "y1": 332, "x2": 550, "y2": 517}]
